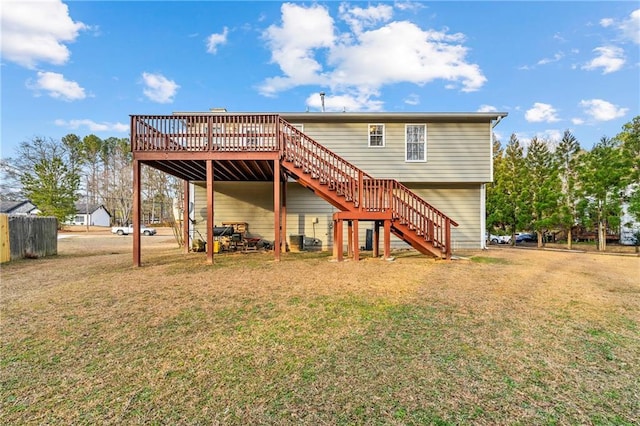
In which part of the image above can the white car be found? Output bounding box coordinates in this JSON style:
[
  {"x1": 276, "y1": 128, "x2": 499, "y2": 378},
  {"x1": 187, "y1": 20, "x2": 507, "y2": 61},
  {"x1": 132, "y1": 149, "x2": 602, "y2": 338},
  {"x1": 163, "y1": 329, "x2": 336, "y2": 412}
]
[
  {"x1": 487, "y1": 233, "x2": 511, "y2": 244},
  {"x1": 111, "y1": 225, "x2": 157, "y2": 236}
]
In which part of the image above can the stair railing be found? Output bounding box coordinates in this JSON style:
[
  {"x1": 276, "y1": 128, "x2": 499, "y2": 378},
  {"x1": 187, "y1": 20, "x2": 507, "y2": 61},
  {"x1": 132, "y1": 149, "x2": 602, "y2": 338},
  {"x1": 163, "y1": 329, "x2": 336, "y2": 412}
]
[
  {"x1": 279, "y1": 119, "x2": 372, "y2": 207},
  {"x1": 278, "y1": 117, "x2": 458, "y2": 256},
  {"x1": 389, "y1": 180, "x2": 458, "y2": 252}
]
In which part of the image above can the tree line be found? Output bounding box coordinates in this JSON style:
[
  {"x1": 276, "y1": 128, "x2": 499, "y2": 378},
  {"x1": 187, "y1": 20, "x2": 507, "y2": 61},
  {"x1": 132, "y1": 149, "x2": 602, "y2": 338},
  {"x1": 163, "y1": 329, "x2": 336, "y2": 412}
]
[
  {"x1": 487, "y1": 115, "x2": 639, "y2": 251},
  {"x1": 0, "y1": 134, "x2": 181, "y2": 228}
]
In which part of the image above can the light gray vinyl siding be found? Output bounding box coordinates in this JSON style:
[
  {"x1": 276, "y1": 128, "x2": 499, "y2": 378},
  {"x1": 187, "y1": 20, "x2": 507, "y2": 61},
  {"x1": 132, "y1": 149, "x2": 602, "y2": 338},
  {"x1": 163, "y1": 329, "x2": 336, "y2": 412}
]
[
  {"x1": 298, "y1": 122, "x2": 492, "y2": 183},
  {"x1": 403, "y1": 184, "x2": 483, "y2": 250},
  {"x1": 193, "y1": 182, "x2": 275, "y2": 242},
  {"x1": 192, "y1": 182, "x2": 483, "y2": 251},
  {"x1": 193, "y1": 182, "x2": 336, "y2": 250},
  {"x1": 333, "y1": 184, "x2": 482, "y2": 251}
]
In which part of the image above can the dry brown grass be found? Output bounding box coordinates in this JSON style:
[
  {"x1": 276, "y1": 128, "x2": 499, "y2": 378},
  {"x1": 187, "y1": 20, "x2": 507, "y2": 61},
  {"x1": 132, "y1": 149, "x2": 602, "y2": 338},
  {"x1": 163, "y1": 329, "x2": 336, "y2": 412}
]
[{"x1": 1, "y1": 229, "x2": 639, "y2": 425}]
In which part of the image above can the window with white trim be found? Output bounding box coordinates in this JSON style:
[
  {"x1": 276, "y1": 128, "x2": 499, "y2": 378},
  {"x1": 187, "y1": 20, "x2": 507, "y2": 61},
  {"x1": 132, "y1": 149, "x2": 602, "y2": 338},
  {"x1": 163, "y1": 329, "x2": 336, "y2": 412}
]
[
  {"x1": 368, "y1": 124, "x2": 385, "y2": 147},
  {"x1": 405, "y1": 124, "x2": 426, "y2": 162}
]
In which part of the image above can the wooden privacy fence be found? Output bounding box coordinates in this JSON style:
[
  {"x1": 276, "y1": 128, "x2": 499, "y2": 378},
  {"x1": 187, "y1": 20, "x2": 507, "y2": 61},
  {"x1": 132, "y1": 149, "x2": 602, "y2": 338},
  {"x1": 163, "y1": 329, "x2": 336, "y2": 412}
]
[{"x1": 0, "y1": 215, "x2": 58, "y2": 263}]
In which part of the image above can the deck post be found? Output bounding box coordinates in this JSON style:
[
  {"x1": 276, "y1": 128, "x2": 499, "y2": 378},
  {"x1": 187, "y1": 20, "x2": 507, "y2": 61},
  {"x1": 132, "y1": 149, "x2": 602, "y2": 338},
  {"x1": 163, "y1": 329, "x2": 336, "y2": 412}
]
[
  {"x1": 383, "y1": 219, "x2": 391, "y2": 259},
  {"x1": 445, "y1": 217, "x2": 452, "y2": 260},
  {"x1": 347, "y1": 221, "x2": 353, "y2": 257},
  {"x1": 183, "y1": 180, "x2": 190, "y2": 254},
  {"x1": 358, "y1": 171, "x2": 363, "y2": 210},
  {"x1": 332, "y1": 220, "x2": 338, "y2": 259},
  {"x1": 373, "y1": 221, "x2": 380, "y2": 258},
  {"x1": 274, "y1": 159, "x2": 281, "y2": 261},
  {"x1": 336, "y1": 219, "x2": 344, "y2": 262},
  {"x1": 133, "y1": 159, "x2": 141, "y2": 267},
  {"x1": 281, "y1": 177, "x2": 287, "y2": 253},
  {"x1": 353, "y1": 220, "x2": 359, "y2": 262},
  {"x1": 206, "y1": 160, "x2": 214, "y2": 264}
]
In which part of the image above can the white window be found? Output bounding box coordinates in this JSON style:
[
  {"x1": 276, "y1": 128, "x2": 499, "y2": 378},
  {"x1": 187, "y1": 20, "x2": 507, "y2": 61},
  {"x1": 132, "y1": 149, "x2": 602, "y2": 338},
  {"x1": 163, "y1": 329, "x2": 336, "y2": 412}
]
[
  {"x1": 405, "y1": 124, "x2": 426, "y2": 162},
  {"x1": 368, "y1": 124, "x2": 385, "y2": 147}
]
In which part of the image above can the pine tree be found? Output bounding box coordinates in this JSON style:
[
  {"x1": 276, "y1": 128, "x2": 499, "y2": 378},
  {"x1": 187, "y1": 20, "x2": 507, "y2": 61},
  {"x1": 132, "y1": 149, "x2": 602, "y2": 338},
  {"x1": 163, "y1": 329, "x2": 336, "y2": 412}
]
[
  {"x1": 554, "y1": 130, "x2": 582, "y2": 249},
  {"x1": 491, "y1": 134, "x2": 528, "y2": 242},
  {"x1": 14, "y1": 137, "x2": 80, "y2": 227},
  {"x1": 578, "y1": 136, "x2": 625, "y2": 251},
  {"x1": 525, "y1": 137, "x2": 558, "y2": 247}
]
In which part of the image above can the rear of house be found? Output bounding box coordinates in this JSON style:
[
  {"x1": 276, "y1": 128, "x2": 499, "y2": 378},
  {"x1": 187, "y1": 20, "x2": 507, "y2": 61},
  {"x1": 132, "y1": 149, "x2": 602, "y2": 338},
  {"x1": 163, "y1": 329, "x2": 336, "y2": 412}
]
[{"x1": 189, "y1": 112, "x2": 504, "y2": 252}]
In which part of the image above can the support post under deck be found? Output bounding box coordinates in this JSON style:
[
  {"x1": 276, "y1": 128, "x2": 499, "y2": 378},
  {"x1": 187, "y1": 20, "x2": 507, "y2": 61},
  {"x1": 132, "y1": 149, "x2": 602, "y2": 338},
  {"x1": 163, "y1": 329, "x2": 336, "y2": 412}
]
[
  {"x1": 347, "y1": 221, "x2": 353, "y2": 257},
  {"x1": 336, "y1": 219, "x2": 344, "y2": 261},
  {"x1": 206, "y1": 160, "x2": 214, "y2": 264},
  {"x1": 373, "y1": 221, "x2": 380, "y2": 258},
  {"x1": 274, "y1": 159, "x2": 281, "y2": 261},
  {"x1": 133, "y1": 159, "x2": 141, "y2": 267},
  {"x1": 384, "y1": 219, "x2": 391, "y2": 259},
  {"x1": 281, "y1": 177, "x2": 287, "y2": 253},
  {"x1": 353, "y1": 220, "x2": 359, "y2": 261},
  {"x1": 183, "y1": 180, "x2": 189, "y2": 254}
]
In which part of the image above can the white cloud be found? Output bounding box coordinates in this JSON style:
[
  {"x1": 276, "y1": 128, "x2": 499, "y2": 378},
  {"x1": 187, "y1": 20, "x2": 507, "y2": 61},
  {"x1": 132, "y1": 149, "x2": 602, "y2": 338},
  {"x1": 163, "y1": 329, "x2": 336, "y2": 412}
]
[
  {"x1": 477, "y1": 104, "x2": 497, "y2": 113},
  {"x1": 601, "y1": 9, "x2": 640, "y2": 44},
  {"x1": 0, "y1": 0, "x2": 87, "y2": 68},
  {"x1": 599, "y1": 18, "x2": 614, "y2": 28},
  {"x1": 525, "y1": 103, "x2": 560, "y2": 123},
  {"x1": 141, "y1": 72, "x2": 179, "y2": 103},
  {"x1": 28, "y1": 71, "x2": 86, "y2": 101},
  {"x1": 538, "y1": 129, "x2": 563, "y2": 143},
  {"x1": 553, "y1": 33, "x2": 567, "y2": 42},
  {"x1": 305, "y1": 91, "x2": 384, "y2": 112},
  {"x1": 536, "y1": 52, "x2": 564, "y2": 66},
  {"x1": 582, "y1": 46, "x2": 625, "y2": 74},
  {"x1": 260, "y1": 3, "x2": 335, "y2": 96},
  {"x1": 54, "y1": 119, "x2": 128, "y2": 133},
  {"x1": 338, "y1": 4, "x2": 393, "y2": 34},
  {"x1": 404, "y1": 94, "x2": 420, "y2": 106},
  {"x1": 571, "y1": 117, "x2": 585, "y2": 125},
  {"x1": 395, "y1": 2, "x2": 425, "y2": 13},
  {"x1": 620, "y1": 9, "x2": 640, "y2": 44},
  {"x1": 328, "y1": 21, "x2": 485, "y2": 93},
  {"x1": 260, "y1": 3, "x2": 486, "y2": 105},
  {"x1": 206, "y1": 27, "x2": 228, "y2": 54},
  {"x1": 579, "y1": 99, "x2": 628, "y2": 121}
]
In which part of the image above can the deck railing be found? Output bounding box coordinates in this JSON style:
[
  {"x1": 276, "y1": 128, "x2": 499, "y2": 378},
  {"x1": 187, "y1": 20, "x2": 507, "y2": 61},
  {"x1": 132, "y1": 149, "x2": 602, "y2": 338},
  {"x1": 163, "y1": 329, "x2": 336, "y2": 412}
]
[{"x1": 131, "y1": 114, "x2": 281, "y2": 152}]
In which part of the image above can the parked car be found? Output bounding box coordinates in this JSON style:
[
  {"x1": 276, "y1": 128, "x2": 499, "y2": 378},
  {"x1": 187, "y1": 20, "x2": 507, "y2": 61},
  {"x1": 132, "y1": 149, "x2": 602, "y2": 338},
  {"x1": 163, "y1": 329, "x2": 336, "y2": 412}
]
[
  {"x1": 111, "y1": 224, "x2": 157, "y2": 236},
  {"x1": 515, "y1": 233, "x2": 536, "y2": 243},
  {"x1": 487, "y1": 232, "x2": 511, "y2": 244}
]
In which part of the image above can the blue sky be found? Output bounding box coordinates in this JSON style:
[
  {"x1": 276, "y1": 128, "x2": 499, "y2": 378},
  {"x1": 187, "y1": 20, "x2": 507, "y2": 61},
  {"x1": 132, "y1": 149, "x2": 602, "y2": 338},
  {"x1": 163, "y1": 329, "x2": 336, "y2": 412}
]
[{"x1": 1, "y1": 1, "x2": 638, "y2": 159}]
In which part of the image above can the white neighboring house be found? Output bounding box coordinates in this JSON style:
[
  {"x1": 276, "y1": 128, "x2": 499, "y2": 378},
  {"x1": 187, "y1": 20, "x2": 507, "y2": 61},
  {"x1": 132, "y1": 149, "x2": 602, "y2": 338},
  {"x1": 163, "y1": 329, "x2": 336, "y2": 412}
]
[
  {"x1": 69, "y1": 203, "x2": 111, "y2": 227},
  {"x1": 0, "y1": 200, "x2": 40, "y2": 216},
  {"x1": 620, "y1": 184, "x2": 640, "y2": 245}
]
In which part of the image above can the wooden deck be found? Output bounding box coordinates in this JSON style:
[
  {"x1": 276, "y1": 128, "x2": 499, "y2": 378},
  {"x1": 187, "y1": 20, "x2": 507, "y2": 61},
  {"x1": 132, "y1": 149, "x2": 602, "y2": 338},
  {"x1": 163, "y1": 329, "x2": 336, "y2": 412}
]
[{"x1": 130, "y1": 113, "x2": 458, "y2": 266}]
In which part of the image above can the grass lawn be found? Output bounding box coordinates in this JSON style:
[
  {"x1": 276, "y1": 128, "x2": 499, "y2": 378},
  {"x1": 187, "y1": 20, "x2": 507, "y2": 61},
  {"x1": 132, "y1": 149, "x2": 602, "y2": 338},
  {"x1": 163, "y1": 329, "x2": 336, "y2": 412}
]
[{"x1": 1, "y1": 230, "x2": 639, "y2": 424}]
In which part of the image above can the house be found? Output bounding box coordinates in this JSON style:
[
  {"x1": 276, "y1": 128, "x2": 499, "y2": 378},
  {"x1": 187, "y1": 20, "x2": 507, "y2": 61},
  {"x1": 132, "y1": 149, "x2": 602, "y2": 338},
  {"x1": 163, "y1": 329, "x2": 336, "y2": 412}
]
[
  {"x1": 68, "y1": 203, "x2": 111, "y2": 227},
  {"x1": 620, "y1": 184, "x2": 639, "y2": 245},
  {"x1": 129, "y1": 111, "x2": 506, "y2": 266},
  {"x1": 0, "y1": 200, "x2": 39, "y2": 216}
]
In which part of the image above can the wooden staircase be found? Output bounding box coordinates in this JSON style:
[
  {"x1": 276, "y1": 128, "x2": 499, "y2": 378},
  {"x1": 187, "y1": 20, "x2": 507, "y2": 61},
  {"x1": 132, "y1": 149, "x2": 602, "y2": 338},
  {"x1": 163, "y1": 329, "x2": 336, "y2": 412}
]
[{"x1": 278, "y1": 118, "x2": 458, "y2": 259}]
